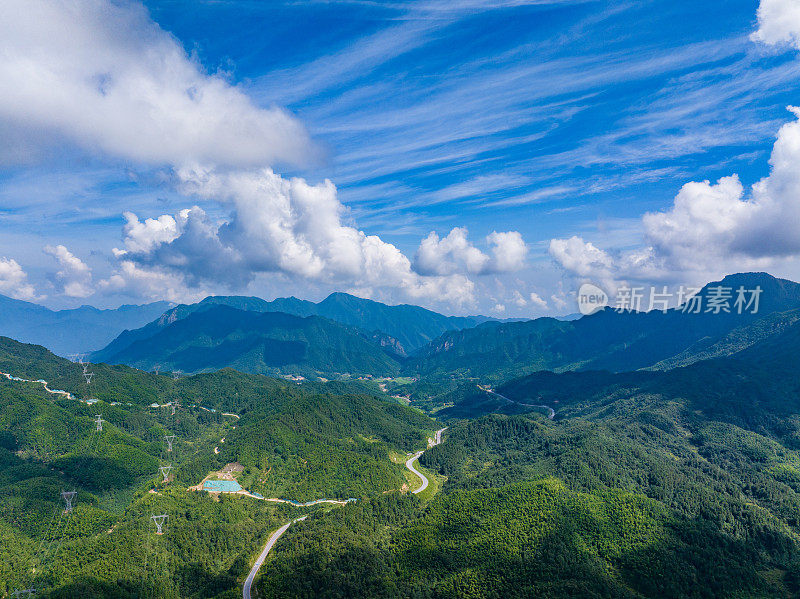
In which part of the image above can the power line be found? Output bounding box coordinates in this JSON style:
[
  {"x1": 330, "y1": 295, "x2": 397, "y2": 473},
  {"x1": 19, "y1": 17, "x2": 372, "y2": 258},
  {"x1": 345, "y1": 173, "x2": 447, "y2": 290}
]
[
  {"x1": 150, "y1": 514, "x2": 168, "y2": 535},
  {"x1": 60, "y1": 491, "x2": 76, "y2": 513},
  {"x1": 159, "y1": 465, "x2": 172, "y2": 483}
]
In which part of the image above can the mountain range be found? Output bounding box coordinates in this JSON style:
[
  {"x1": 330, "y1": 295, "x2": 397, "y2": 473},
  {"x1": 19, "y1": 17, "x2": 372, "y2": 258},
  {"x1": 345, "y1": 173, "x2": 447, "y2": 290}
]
[
  {"x1": 0, "y1": 290, "x2": 510, "y2": 362},
  {"x1": 89, "y1": 292, "x2": 522, "y2": 377},
  {"x1": 410, "y1": 272, "x2": 800, "y2": 380},
  {"x1": 0, "y1": 294, "x2": 170, "y2": 357},
  {"x1": 87, "y1": 272, "x2": 800, "y2": 381},
  {"x1": 4, "y1": 271, "x2": 800, "y2": 597},
  {"x1": 107, "y1": 291, "x2": 509, "y2": 354},
  {"x1": 92, "y1": 305, "x2": 403, "y2": 377}
]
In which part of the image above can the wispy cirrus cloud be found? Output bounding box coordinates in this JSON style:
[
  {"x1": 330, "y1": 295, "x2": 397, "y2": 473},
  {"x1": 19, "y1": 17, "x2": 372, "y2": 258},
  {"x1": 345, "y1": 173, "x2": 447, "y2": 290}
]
[
  {"x1": 547, "y1": 1, "x2": 800, "y2": 293},
  {"x1": 252, "y1": 1, "x2": 800, "y2": 246},
  {"x1": 0, "y1": 0, "x2": 530, "y2": 308}
]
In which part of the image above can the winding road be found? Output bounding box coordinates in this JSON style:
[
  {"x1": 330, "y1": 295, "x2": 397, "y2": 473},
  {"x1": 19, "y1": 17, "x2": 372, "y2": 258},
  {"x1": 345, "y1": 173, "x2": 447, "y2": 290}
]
[
  {"x1": 238, "y1": 492, "x2": 355, "y2": 507},
  {"x1": 241, "y1": 426, "x2": 448, "y2": 597},
  {"x1": 243, "y1": 515, "x2": 308, "y2": 599},
  {"x1": 479, "y1": 386, "x2": 555, "y2": 419},
  {"x1": 406, "y1": 427, "x2": 447, "y2": 495},
  {"x1": 0, "y1": 371, "x2": 76, "y2": 400},
  {"x1": 405, "y1": 451, "x2": 428, "y2": 494}
]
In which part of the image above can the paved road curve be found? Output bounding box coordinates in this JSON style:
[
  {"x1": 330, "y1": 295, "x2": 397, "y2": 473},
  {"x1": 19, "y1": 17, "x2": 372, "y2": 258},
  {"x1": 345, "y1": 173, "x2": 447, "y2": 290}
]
[
  {"x1": 405, "y1": 451, "x2": 428, "y2": 494},
  {"x1": 243, "y1": 427, "x2": 447, "y2": 595},
  {"x1": 406, "y1": 427, "x2": 447, "y2": 495},
  {"x1": 243, "y1": 515, "x2": 308, "y2": 599},
  {"x1": 479, "y1": 385, "x2": 555, "y2": 419},
  {"x1": 0, "y1": 371, "x2": 76, "y2": 400}
]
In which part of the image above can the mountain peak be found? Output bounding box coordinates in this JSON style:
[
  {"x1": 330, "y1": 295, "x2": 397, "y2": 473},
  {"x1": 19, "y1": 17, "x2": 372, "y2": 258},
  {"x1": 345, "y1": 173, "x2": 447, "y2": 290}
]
[
  {"x1": 705, "y1": 272, "x2": 785, "y2": 288},
  {"x1": 698, "y1": 272, "x2": 800, "y2": 313}
]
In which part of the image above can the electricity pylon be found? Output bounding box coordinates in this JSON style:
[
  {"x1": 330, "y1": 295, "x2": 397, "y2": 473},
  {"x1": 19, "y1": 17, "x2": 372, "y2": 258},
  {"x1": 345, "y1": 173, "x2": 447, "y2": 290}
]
[
  {"x1": 159, "y1": 465, "x2": 172, "y2": 483},
  {"x1": 94, "y1": 415, "x2": 105, "y2": 432},
  {"x1": 60, "y1": 490, "x2": 77, "y2": 513},
  {"x1": 151, "y1": 514, "x2": 168, "y2": 535},
  {"x1": 164, "y1": 435, "x2": 175, "y2": 452}
]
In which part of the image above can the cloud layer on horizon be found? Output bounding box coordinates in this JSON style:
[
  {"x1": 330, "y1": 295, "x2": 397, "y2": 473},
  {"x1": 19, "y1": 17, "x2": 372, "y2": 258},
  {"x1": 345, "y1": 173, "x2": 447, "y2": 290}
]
[{"x1": 110, "y1": 168, "x2": 498, "y2": 307}]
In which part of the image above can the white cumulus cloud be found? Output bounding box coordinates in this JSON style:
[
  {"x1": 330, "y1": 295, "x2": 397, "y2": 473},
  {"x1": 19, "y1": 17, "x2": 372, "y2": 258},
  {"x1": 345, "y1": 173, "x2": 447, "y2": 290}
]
[
  {"x1": 0, "y1": 257, "x2": 39, "y2": 301},
  {"x1": 99, "y1": 260, "x2": 208, "y2": 304},
  {"x1": 414, "y1": 227, "x2": 527, "y2": 276},
  {"x1": 111, "y1": 168, "x2": 477, "y2": 306},
  {"x1": 0, "y1": 0, "x2": 314, "y2": 169},
  {"x1": 752, "y1": 0, "x2": 800, "y2": 50},
  {"x1": 550, "y1": 107, "x2": 800, "y2": 290},
  {"x1": 43, "y1": 245, "x2": 93, "y2": 298},
  {"x1": 529, "y1": 292, "x2": 548, "y2": 310}
]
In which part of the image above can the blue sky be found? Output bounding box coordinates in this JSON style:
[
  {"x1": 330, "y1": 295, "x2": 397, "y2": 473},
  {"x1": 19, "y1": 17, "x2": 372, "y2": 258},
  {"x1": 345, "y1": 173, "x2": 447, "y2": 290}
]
[
  {"x1": 148, "y1": 0, "x2": 793, "y2": 236},
  {"x1": 2, "y1": 0, "x2": 800, "y2": 314}
]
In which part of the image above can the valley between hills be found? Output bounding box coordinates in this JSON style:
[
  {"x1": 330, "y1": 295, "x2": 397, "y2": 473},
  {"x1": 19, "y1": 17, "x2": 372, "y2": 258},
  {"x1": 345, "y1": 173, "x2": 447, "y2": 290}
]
[{"x1": 2, "y1": 271, "x2": 800, "y2": 598}]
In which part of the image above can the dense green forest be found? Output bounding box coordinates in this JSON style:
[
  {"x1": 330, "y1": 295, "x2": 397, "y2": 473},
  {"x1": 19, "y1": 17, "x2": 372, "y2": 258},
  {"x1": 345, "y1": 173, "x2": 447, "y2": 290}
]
[
  {"x1": 259, "y1": 479, "x2": 791, "y2": 598},
  {"x1": 3, "y1": 273, "x2": 800, "y2": 598},
  {"x1": 91, "y1": 306, "x2": 404, "y2": 378},
  {"x1": 409, "y1": 273, "x2": 800, "y2": 382},
  {"x1": 257, "y1": 353, "x2": 800, "y2": 597},
  {"x1": 0, "y1": 338, "x2": 437, "y2": 597}
]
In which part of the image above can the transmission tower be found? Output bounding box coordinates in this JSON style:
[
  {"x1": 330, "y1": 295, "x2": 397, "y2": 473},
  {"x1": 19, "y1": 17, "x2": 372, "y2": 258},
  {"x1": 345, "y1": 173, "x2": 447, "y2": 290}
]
[
  {"x1": 172, "y1": 369, "x2": 182, "y2": 381},
  {"x1": 159, "y1": 465, "x2": 172, "y2": 483},
  {"x1": 151, "y1": 514, "x2": 168, "y2": 535},
  {"x1": 164, "y1": 435, "x2": 175, "y2": 452},
  {"x1": 60, "y1": 490, "x2": 77, "y2": 513},
  {"x1": 83, "y1": 371, "x2": 94, "y2": 385},
  {"x1": 94, "y1": 414, "x2": 105, "y2": 432},
  {"x1": 10, "y1": 589, "x2": 36, "y2": 597}
]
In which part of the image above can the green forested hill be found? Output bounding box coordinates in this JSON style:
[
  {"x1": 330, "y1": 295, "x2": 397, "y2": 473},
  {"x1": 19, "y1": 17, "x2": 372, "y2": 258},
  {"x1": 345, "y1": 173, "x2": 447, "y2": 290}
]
[
  {"x1": 0, "y1": 337, "x2": 437, "y2": 597},
  {"x1": 410, "y1": 272, "x2": 800, "y2": 381},
  {"x1": 92, "y1": 305, "x2": 403, "y2": 378},
  {"x1": 222, "y1": 392, "x2": 434, "y2": 500},
  {"x1": 95, "y1": 291, "x2": 495, "y2": 362},
  {"x1": 259, "y1": 478, "x2": 780, "y2": 599},
  {"x1": 257, "y1": 350, "x2": 800, "y2": 598},
  {"x1": 5, "y1": 275, "x2": 800, "y2": 598}
]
